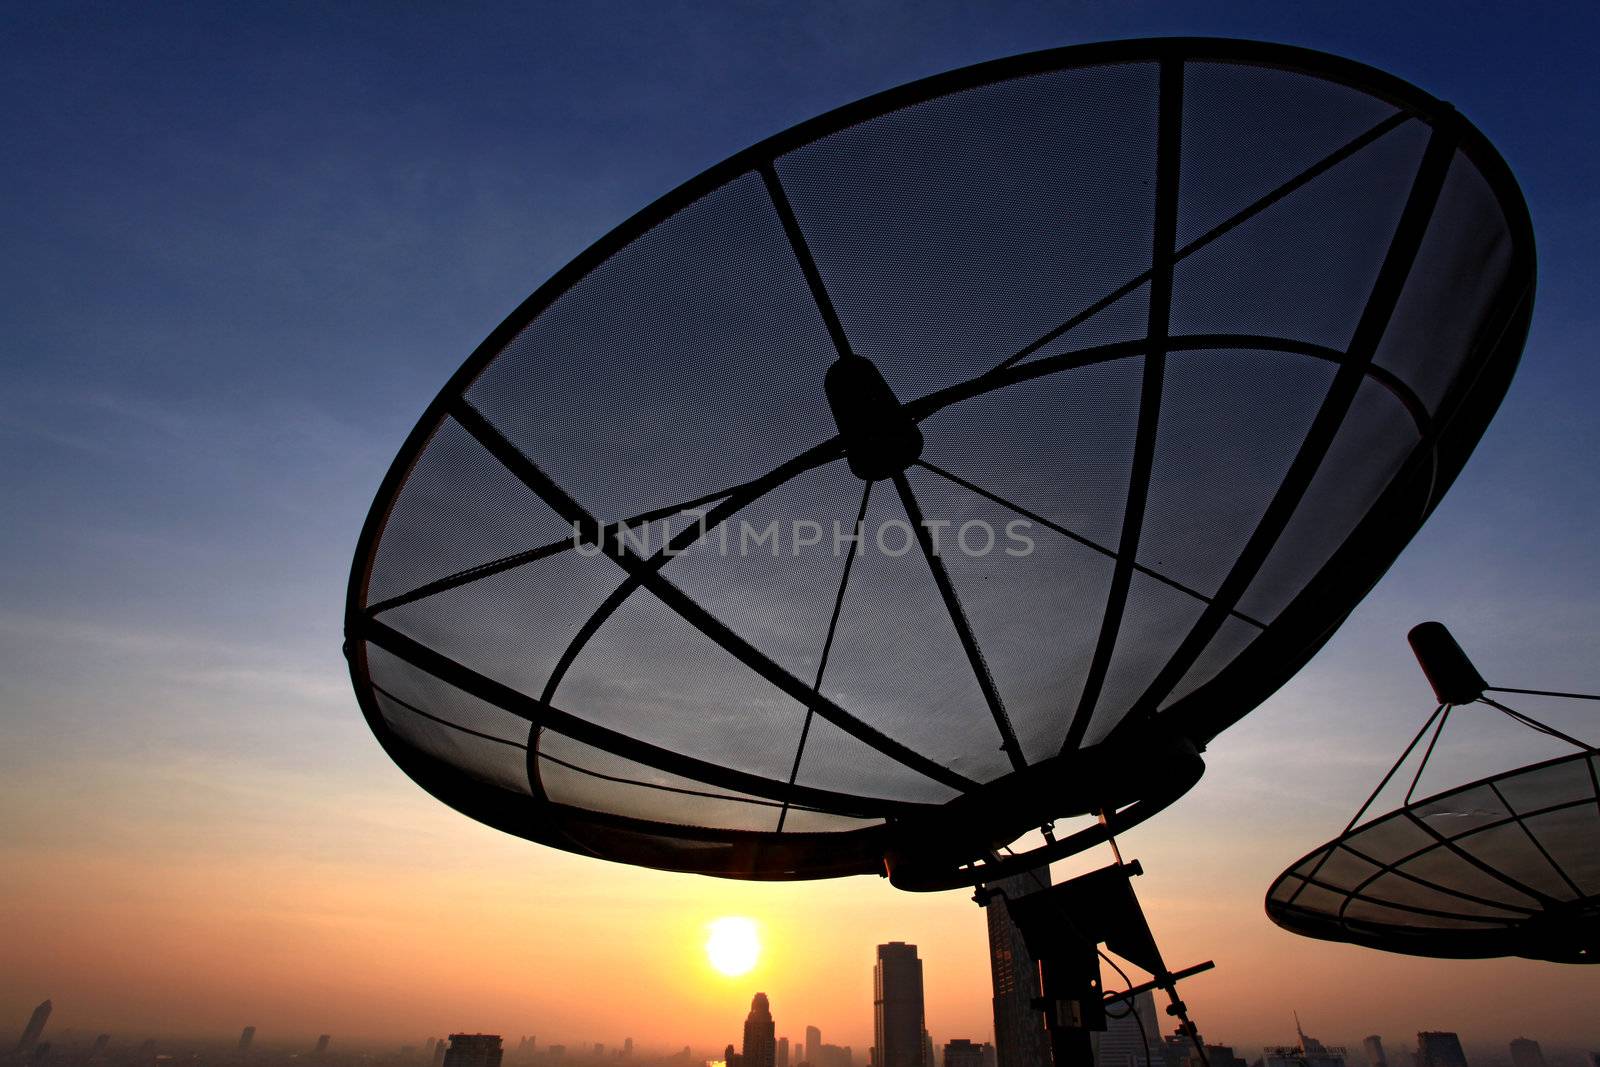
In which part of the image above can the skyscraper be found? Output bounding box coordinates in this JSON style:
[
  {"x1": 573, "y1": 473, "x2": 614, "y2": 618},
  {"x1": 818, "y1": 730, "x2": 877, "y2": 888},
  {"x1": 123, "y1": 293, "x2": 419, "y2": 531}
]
[
  {"x1": 727, "y1": 1043, "x2": 741, "y2": 1067},
  {"x1": 780, "y1": 1037, "x2": 790, "y2": 1067},
  {"x1": 16, "y1": 1002, "x2": 52, "y2": 1056},
  {"x1": 808, "y1": 1029, "x2": 823, "y2": 1067},
  {"x1": 1364, "y1": 1038, "x2": 1387, "y2": 1067},
  {"x1": 1416, "y1": 1035, "x2": 1468, "y2": 1067},
  {"x1": 239, "y1": 1029, "x2": 257, "y2": 1053},
  {"x1": 985, "y1": 872, "x2": 1053, "y2": 1067},
  {"x1": 443, "y1": 1035, "x2": 505, "y2": 1067},
  {"x1": 744, "y1": 995, "x2": 777, "y2": 1067},
  {"x1": 923, "y1": 1034, "x2": 935, "y2": 1067},
  {"x1": 875, "y1": 945, "x2": 926, "y2": 1067},
  {"x1": 1509, "y1": 1041, "x2": 1545, "y2": 1067},
  {"x1": 432, "y1": 1040, "x2": 448, "y2": 1067},
  {"x1": 1093, "y1": 989, "x2": 1157, "y2": 1067}
]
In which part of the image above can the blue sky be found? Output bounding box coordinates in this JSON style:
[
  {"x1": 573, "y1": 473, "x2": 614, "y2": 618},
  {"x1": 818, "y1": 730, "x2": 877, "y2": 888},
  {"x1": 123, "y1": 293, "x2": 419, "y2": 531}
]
[{"x1": 4, "y1": 0, "x2": 1600, "y2": 1049}]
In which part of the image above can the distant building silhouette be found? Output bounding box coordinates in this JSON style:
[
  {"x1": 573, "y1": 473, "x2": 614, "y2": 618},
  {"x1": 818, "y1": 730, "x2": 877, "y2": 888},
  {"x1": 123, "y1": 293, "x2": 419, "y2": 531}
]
[
  {"x1": 548, "y1": 1047, "x2": 565, "y2": 1061},
  {"x1": 315, "y1": 1037, "x2": 331, "y2": 1056},
  {"x1": 744, "y1": 994, "x2": 776, "y2": 1067},
  {"x1": 136, "y1": 1039, "x2": 156, "y2": 1064},
  {"x1": 88, "y1": 1035, "x2": 110, "y2": 1061},
  {"x1": 1263, "y1": 1019, "x2": 1347, "y2": 1067},
  {"x1": 1093, "y1": 989, "x2": 1157, "y2": 1067},
  {"x1": 444, "y1": 1035, "x2": 504, "y2": 1067},
  {"x1": 727, "y1": 1043, "x2": 742, "y2": 1067},
  {"x1": 808, "y1": 1030, "x2": 823, "y2": 1067},
  {"x1": 15, "y1": 1001, "x2": 52, "y2": 1056},
  {"x1": 875, "y1": 944, "x2": 926, "y2": 1067},
  {"x1": 432, "y1": 1040, "x2": 448, "y2": 1067},
  {"x1": 1509, "y1": 1041, "x2": 1544, "y2": 1067},
  {"x1": 624, "y1": 1041, "x2": 633, "y2": 1058},
  {"x1": 1416, "y1": 1035, "x2": 1467, "y2": 1067},
  {"x1": 238, "y1": 1029, "x2": 256, "y2": 1053},
  {"x1": 943, "y1": 1041, "x2": 986, "y2": 1067},
  {"x1": 985, "y1": 872, "x2": 1053, "y2": 1067},
  {"x1": 1364, "y1": 1039, "x2": 1387, "y2": 1067},
  {"x1": 780, "y1": 1037, "x2": 790, "y2": 1067}
]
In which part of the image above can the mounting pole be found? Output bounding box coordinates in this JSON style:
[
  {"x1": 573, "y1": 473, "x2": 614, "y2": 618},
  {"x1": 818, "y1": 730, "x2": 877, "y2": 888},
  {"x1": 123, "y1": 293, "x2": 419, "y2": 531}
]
[{"x1": 976, "y1": 858, "x2": 1214, "y2": 1067}]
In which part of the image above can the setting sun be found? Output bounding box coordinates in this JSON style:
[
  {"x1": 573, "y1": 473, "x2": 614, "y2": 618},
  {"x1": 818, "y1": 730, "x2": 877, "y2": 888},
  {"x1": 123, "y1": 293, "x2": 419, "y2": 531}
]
[{"x1": 705, "y1": 917, "x2": 761, "y2": 976}]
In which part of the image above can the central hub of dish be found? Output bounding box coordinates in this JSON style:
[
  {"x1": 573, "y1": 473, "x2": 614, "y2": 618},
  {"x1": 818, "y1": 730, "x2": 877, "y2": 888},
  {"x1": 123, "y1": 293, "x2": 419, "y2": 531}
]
[{"x1": 824, "y1": 355, "x2": 924, "y2": 481}]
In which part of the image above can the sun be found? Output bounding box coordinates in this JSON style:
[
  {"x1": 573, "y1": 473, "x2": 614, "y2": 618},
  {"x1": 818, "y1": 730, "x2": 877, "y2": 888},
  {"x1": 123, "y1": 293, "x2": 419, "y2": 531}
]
[{"x1": 705, "y1": 917, "x2": 761, "y2": 976}]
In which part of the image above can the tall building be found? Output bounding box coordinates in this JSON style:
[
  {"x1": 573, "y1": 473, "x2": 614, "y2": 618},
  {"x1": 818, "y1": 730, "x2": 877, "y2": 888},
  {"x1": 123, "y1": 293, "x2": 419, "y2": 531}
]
[
  {"x1": 1093, "y1": 989, "x2": 1157, "y2": 1067},
  {"x1": 875, "y1": 944, "x2": 926, "y2": 1067},
  {"x1": 625, "y1": 1041, "x2": 634, "y2": 1058},
  {"x1": 443, "y1": 1035, "x2": 505, "y2": 1067},
  {"x1": 780, "y1": 1037, "x2": 790, "y2": 1067},
  {"x1": 1416, "y1": 1035, "x2": 1467, "y2": 1067},
  {"x1": 16, "y1": 1003, "x2": 52, "y2": 1057},
  {"x1": 432, "y1": 1040, "x2": 448, "y2": 1067},
  {"x1": 923, "y1": 1034, "x2": 935, "y2": 1067},
  {"x1": 981, "y1": 1046, "x2": 997, "y2": 1067},
  {"x1": 1509, "y1": 1041, "x2": 1544, "y2": 1067},
  {"x1": 316, "y1": 1037, "x2": 331, "y2": 1056},
  {"x1": 808, "y1": 1030, "x2": 823, "y2": 1067},
  {"x1": 239, "y1": 1028, "x2": 257, "y2": 1053},
  {"x1": 744, "y1": 995, "x2": 777, "y2": 1067},
  {"x1": 1364, "y1": 1038, "x2": 1387, "y2": 1067},
  {"x1": 944, "y1": 1042, "x2": 985, "y2": 1067},
  {"x1": 727, "y1": 1043, "x2": 741, "y2": 1067},
  {"x1": 985, "y1": 871, "x2": 1053, "y2": 1067}
]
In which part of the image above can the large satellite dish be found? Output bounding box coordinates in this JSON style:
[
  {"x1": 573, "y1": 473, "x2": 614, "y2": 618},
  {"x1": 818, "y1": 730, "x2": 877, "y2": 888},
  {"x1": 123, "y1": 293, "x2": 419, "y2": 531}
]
[
  {"x1": 345, "y1": 38, "x2": 1532, "y2": 892},
  {"x1": 1267, "y1": 624, "x2": 1599, "y2": 963}
]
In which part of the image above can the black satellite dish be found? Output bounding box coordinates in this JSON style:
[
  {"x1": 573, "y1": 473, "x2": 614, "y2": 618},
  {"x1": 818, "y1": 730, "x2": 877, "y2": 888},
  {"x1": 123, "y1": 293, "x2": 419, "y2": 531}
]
[
  {"x1": 1267, "y1": 623, "x2": 1600, "y2": 964},
  {"x1": 344, "y1": 37, "x2": 1531, "y2": 892}
]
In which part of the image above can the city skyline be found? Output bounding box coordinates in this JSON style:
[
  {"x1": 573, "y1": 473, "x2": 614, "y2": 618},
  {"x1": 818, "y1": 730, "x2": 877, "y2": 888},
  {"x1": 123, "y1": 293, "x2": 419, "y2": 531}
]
[{"x1": 3, "y1": 0, "x2": 1599, "y2": 1061}]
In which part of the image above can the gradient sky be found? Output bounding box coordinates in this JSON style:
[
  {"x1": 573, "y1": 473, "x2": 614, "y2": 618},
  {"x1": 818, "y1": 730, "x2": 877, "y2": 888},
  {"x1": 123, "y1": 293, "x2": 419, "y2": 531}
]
[{"x1": 3, "y1": 0, "x2": 1599, "y2": 1059}]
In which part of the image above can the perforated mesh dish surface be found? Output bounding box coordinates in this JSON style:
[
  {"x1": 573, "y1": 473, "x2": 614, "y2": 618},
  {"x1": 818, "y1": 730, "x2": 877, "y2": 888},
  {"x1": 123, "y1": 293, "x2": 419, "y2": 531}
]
[
  {"x1": 345, "y1": 38, "x2": 1534, "y2": 887},
  {"x1": 1266, "y1": 751, "x2": 1600, "y2": 963}
]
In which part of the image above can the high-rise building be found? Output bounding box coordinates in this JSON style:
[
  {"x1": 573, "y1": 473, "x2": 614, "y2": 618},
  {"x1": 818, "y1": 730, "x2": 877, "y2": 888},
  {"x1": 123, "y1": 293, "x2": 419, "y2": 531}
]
[
  {"x1": 727, "y1": 1043, "x2": 742, "y2": 1067},
  {"x1": 239, "y1": 1029, "x2": 256, "y2": 1053},
  {"x1": 432, "y1": 1040, "x2": 448, "y2": 1067},
  {"x1": 923, "y1": 1034, "x2": 935, "y2": 1067},
  {"x1": 1416, "y1": 1035, "x2": 1467, "y2": 1067},
  {"x1": 316, "y1": 1037, "x2": 331, "y2": 1056},
  {"x1": 985, "y1": 871, "x2": 1053, "y2": 1067},
  {"x1": 624, "y1": 1041, "x2": 633, "y2": 1058},
  {"x1": 443, "y1": 1035, "x2": 505, "y2": 1067},
  {"x1": 780, "y1": 1037, "x2": 790, "y2": 1067},
  {"x1": 808, "y1": 1029, "x2": 823, "y2": 1067},
  {"x1": 744, "y1": 995, "x2": 777, "y2": 1067},
  {"x1": 595, "y1": 1047, "x2": 605, "y2": 1059},
  {"x1": 1509, "y1": 1040, "x2": 1544, "y2": 1067},
  {"x1": 1364, "y1": 1038, "x2": 1387, "y2": 1067},
  {"x1": 1093, "y1": 989, "x2": 1157, "y2": 1067},
  {"x1": 875, "y1": 944, "x2": 926, "y2": 1067},
  {"x1": 15, "y1": 1004, "x2": 52, "y2": 1058},
  {"x1": 944, "y1": 1041, "x2": 985, "y2": 1067},
  {"x1": 981, "y1": 1046, "x2": 997, "y2": 1067}
]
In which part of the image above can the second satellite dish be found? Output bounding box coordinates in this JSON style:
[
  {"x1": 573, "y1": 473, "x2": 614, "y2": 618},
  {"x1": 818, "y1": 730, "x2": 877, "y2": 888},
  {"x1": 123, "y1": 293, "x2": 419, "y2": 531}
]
[
  {"x1": 344, "y1": 39, "x2": 1534, "y2": 888},
  {"x1": 1267, "y1": 624, "x2": 1599, "y2": 963}
]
